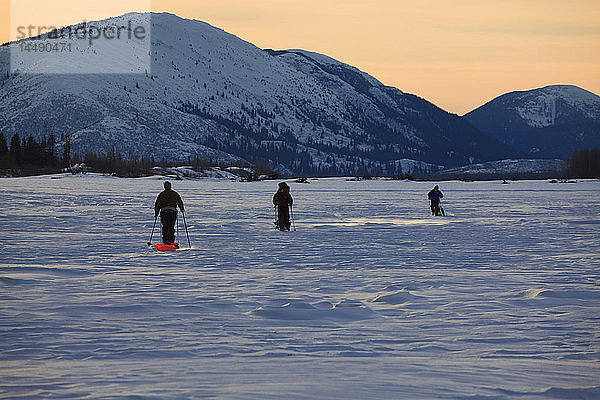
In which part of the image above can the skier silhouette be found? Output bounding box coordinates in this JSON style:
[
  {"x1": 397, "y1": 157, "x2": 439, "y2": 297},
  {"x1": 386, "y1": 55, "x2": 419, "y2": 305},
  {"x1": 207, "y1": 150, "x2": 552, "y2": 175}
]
[
  {"x1": 273, "y1": 182, "x2": 293, "y2": 231},
  {"x1": 154, "y1": 181, "x2": 184, "y2": 244},
  {"x1": 428, "y1": 185, "x2": 444, "y2": 216}
]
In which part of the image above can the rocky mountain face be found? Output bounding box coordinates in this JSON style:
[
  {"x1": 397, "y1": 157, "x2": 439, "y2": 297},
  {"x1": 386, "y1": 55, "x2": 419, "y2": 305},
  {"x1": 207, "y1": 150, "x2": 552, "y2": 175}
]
[
  {"x1": 0, "y1": 12, "x2": 516, "y2": 176},
  {"x1": 464, "y1": 85, "x2": 600, "y2": 159}
]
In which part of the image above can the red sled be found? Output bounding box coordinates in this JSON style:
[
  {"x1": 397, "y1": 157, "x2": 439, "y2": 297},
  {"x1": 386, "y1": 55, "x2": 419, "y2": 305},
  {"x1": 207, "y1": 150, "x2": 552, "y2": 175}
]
[{"x1": 155, "y1": 243, "x2": 180, "y2": 251}]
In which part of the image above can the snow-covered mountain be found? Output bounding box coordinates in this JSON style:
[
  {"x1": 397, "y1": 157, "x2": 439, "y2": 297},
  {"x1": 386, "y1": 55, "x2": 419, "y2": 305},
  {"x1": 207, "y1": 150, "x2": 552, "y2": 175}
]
[
  {"x1": 464, "y1": 85, "x2": 600, "y2": 159},
  {"x1": 0, "y1": 12, "x2": 515, "y2": 175}
]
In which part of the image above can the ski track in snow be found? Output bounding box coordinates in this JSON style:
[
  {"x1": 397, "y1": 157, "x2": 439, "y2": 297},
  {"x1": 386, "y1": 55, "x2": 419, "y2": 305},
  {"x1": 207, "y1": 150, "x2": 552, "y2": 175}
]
[{"x1": 1, "y1": 175, "x2": 599, "y2": 399}]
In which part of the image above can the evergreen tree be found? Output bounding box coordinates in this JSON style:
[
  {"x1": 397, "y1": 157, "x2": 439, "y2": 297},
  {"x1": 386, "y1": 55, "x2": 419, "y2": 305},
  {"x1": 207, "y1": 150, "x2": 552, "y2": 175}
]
[
  {"x1": 9, "y1": 133, "x2": 22, "y2": 166},
  {"x1": 0, "y1": 132, "x2": 7, "y2": 156},
  {"x1": 24, "y1": 134, "x2": 35, "y2": 165},
  {"x1": 39, "y1": 136, "x2": 47, "y2": 166},
  {"x1": 47, "y1": 133, "x2": 56, "y2": 167},
  {"x1": 62, "y1": 135, "x2": 71, "y2": 168},
  {"x1": 0, "y1": 132, "x2": 8, "y2": 169}
]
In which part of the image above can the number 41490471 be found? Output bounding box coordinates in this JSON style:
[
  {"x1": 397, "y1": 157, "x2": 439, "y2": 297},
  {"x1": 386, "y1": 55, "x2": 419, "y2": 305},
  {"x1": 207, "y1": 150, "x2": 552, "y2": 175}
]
[{"x1": 19, "y1": 41, "x2": 72, "y2": 52}]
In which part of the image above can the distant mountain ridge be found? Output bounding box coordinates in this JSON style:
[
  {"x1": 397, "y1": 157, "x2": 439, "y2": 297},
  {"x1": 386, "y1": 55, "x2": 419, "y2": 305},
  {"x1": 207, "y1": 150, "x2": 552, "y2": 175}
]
[
  {"x1": 0, "y1": 12, "x2": 517, "y2": 176},
  {"x1": 435, "y1": 159, "x2": 565, "y2": 180},
  {"x1": 0, "y1": 13, "x2": 596, "y2": 176},
  {"x1": 464, "y1": 85, "x2": 600, "y2": 159}
]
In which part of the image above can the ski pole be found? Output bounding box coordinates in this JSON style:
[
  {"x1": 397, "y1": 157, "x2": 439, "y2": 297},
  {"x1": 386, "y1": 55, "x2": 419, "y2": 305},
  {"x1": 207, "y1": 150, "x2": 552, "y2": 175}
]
[
  {"x1": 182, "y1": 210, "x2": 192, "y2": 248},
  {"x1": 290, "y1": 206, "x2": 296, "y2": 231},
  {"x1": 147, "y1": 214, "x2": 157, "y2": 245}
]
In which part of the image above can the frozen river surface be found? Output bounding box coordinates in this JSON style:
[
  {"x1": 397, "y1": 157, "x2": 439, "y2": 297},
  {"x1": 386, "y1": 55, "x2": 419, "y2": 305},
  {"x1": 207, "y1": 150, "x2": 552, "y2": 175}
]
[{"x1": 1, "y1": 175, "x2": 599, "y2": 399}]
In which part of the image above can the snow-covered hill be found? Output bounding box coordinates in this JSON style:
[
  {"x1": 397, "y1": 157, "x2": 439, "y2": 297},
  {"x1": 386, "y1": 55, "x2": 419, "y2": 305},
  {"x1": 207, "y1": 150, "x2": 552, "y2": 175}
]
[
  {"x1": 464, "y1": 85, "x2": 600, "y2": 158},
  {"x1": 0, "y1": 12, "x2": 514, "y2": 175},
  {"x1": 435, "y1": 158, "x2": 565, "y2": 180}
]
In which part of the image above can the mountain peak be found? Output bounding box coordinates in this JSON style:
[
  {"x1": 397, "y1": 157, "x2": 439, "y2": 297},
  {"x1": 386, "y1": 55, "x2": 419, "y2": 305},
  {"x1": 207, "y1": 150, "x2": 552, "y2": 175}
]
[
  {"x1": 477, "y1": 85, "x2": 600, "y2": 127},
  {"x1": 465, "y1": 85, "x2": 600, "y2": 158}
]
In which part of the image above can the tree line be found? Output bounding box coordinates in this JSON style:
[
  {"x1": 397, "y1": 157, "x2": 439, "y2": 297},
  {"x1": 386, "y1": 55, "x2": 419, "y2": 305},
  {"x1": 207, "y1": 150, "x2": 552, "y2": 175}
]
[
  {"x1": 1, "y1": 131, "x2": 598, "y2": 179},
  {"x1": 0, "y1": 132, "x2": 63, "y2": 173},
  {"x1": 0, "y1": 132, "x2": 276, "y2": 178},
  {"x1": 566, "y1": 148, "x2": 600, "y2": 178},
  {"x1": 0, "y1": 132, "x2": 156, "y2": 177}
]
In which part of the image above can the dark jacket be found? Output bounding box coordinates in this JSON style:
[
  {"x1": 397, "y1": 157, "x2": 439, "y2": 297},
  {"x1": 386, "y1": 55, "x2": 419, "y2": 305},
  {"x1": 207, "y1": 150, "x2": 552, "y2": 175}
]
[
  {"x1": 273, "y1": 190, "x2": 293, "y2": 208},
  {"x1": 155, "y1": 188, "x2": 184, "y2": 216},
  {"x1": 428, "y1": 188, "x2": 443, "y2": 202}
]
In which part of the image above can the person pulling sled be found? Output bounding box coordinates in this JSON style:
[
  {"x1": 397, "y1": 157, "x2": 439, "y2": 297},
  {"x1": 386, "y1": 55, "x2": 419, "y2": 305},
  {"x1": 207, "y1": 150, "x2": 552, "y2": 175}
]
[
  {"x1": 154, "y1": 181, "x2": 185, "y2": 245},
  {"x1": 428, "y1": 185, "x2": 444, "y2": 216},
  {"x1": 273, "y1": 182, "x2": 293, "y2": 231}
]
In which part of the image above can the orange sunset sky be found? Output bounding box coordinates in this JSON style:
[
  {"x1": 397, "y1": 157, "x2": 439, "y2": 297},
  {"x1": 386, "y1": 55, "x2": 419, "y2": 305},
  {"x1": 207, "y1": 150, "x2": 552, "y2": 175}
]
[{"x1": 2, "y1": 0, "x2": 599, "y2": 115}]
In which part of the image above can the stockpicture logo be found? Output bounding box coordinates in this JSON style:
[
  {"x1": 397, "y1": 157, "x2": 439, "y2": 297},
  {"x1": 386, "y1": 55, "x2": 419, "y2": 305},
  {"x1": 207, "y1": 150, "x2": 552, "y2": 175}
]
[{"x1": 10, "y1": 10, "x2": 151, "y2": 74}]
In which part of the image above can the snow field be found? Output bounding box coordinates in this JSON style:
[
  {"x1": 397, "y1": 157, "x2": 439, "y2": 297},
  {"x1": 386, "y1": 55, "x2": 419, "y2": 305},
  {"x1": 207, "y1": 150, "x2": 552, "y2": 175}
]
[{"x1": 1, "y1": 175, "x2": 599, "y2": 399}]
